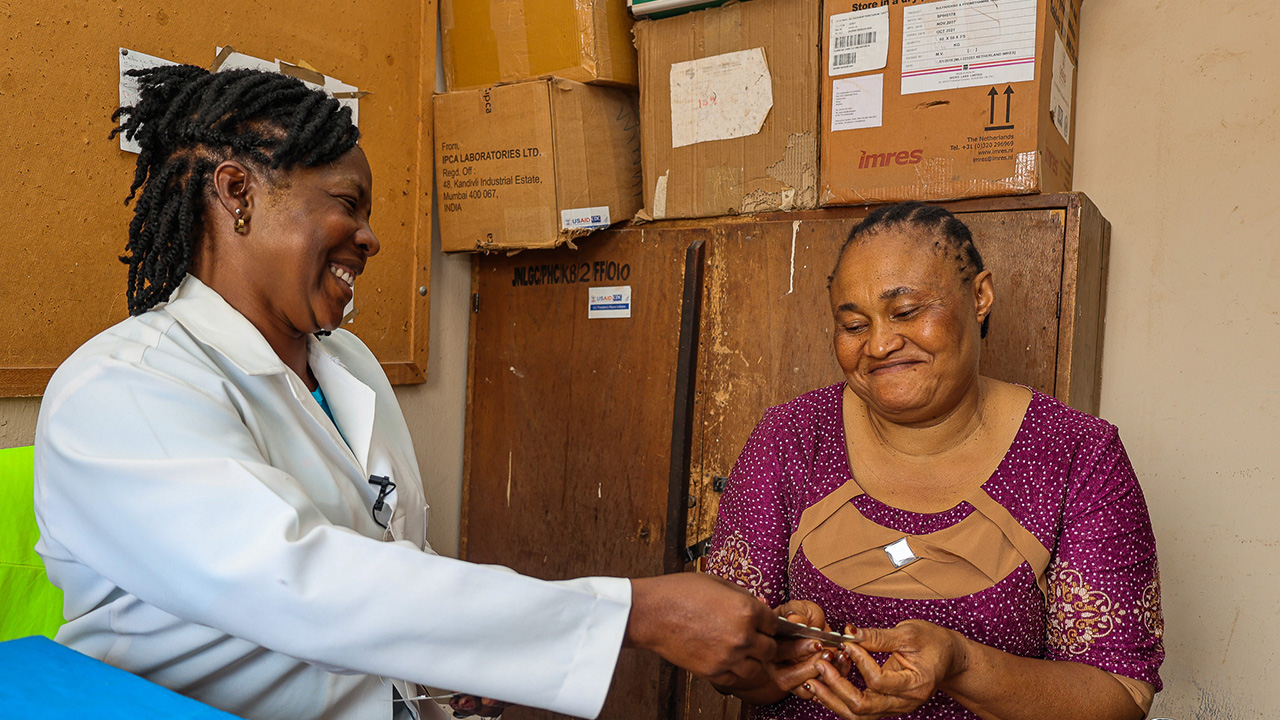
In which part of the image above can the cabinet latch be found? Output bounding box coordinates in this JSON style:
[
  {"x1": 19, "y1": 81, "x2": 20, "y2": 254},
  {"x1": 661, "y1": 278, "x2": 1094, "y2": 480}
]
[{"x1": 682, "y1": 538, "x2": 710, "y2": 564}]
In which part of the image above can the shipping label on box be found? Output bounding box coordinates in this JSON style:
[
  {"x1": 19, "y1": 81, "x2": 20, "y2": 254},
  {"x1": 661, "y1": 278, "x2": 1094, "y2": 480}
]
[
  {"x1": 636, "y1": 0, "x2": 821, "y2": 220},
  {"x1": 435, "y1": 79, "x2": 642, "y2": 252},
  {"x1": 820, "y1": 0, "x2": 1083, "y2": 206}
]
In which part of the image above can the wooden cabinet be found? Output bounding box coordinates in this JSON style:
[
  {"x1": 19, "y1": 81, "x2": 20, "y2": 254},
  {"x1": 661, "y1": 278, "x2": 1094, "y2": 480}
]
[
  {"x1": 462, "y1": 193, "x2": 1109, "y2": 720},
  {"x1": 464, "y1": 227, "x2": 709, "y2": 720}
]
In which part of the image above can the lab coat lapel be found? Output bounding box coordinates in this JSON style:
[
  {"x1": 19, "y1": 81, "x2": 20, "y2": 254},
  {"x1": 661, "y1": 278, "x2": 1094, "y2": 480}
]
[
  {"x1": 164, "y1": 276, "x2": 291, "y2": 377},
  {"x1": 308, "y1": 341, "x2": 377, "y2": 474}
]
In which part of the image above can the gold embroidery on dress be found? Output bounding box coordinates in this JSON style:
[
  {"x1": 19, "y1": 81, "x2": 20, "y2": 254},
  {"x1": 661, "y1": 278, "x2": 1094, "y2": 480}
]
[
  {"x1": 1139, "y1": 564, "x2": 1165, "y2": 644},
  {"x1": 705, "y1": 530, "x2": 773, "y2": 598},
  {"x1": 1047, "y1": 560, "x2": 1127, "y2": 655}
]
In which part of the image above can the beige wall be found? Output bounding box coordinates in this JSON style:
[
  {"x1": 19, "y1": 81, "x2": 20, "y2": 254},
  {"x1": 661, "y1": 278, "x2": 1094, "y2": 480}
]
[
  {"x1": 0, "y1": 398, "x2": 39, "y2": 449},
  {"x1": 392, "y1": 213, "x2": 472, "y2": 559},
  {"x1": 1075, "y1": 2, "x2": 1280, "y2": 718},
  {"x1": 5, "y1": 1, "x2": 1278, "y2": 716}
]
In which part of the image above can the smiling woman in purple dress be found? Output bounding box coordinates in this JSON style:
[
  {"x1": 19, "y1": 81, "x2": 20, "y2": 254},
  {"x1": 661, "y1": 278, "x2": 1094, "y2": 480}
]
[{"x1": 705, "y1": 203, "x2": 1164, "y2": 720}]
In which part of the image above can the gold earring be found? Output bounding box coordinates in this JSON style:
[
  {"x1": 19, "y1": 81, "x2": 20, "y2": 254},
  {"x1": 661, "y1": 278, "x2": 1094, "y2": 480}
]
[{"x1": 234, "y1": 207, "x2": 247, "y2": 234}]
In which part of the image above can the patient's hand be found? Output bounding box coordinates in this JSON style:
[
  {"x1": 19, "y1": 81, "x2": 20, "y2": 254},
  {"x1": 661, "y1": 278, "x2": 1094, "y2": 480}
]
[
  {"x1": 713, "y1": 599, "x2": 852, "y2": 706},
  {"x1": 448, "y1": 693, "x2": 509, "y2": 717}
]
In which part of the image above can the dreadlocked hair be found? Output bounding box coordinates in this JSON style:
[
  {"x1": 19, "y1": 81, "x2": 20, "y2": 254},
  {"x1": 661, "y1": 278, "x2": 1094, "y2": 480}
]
[
  {"x1": 829, "y1": 201, "x2": 991, "y2": 339},
  {"x1": 110, "y1": 65, "x2": 360, "y2": 315}
]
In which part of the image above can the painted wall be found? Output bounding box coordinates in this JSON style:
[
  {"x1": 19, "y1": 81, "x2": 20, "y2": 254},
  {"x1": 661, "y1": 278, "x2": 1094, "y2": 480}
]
[
  {"x1": 392, "y1": 211, "x2": 472, "y2": 558},
  {"x1": 4, "y1": 1, "x2": 1278, "y2": 716},
  {"x1": 1073, "y1": 3, "x2": 1280, "y2": 718}
]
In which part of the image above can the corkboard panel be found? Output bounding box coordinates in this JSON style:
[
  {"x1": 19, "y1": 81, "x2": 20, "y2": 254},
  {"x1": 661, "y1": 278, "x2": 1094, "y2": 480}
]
[{"x1": 1, "y1": 1, "x2": 436, "y2": 396}]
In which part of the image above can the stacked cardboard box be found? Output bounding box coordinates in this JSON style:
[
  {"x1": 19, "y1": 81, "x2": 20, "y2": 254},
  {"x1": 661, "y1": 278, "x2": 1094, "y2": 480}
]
[
  {"x1": 436, "y1": 0, "x2": 644, "y2": 251},
  {"x1": 628, "y1": 0, "x2": 728, "y2": 19},
  {"x1": 634, "y1": 0, "x2": 822, "y2": 220},
  {"x1": 436, "y1": 0, "x2": 1085, "y2": 248},
  {"x1": 820, "y1": 0, "x2": 1083, "y2": 205},
  {"x1": 440, "y1": 0, "x2": 637, "y2": 91},
  {"x1": 434, "y1": 78, "x2": 642, "y2": 253}
]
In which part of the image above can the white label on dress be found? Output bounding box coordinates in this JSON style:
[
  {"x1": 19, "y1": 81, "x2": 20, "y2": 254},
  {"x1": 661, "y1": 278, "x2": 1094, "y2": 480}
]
[{"x1": 884, "y1": 537, "x2": 918, "y2": 568}]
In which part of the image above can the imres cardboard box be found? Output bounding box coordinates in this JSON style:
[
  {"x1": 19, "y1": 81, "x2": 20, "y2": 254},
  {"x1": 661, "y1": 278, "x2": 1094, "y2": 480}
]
[
  {"x1": 635, "y1": 0, "x2": 821, "y2": 220},
  {"x1": 820, "y1": 0, "x2": 1083, "y2": 205},
  {"x1": 434, "y1": 78, "x2": 642, "y2": 252},
  {"x1": 441, "y1": 0, "x2": 637, "y2": 91}
]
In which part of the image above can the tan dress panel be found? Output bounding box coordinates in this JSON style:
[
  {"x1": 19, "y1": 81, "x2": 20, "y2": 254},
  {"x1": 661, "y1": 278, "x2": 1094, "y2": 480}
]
[
  {"x1": 789, "y1": 477, "x2": 1050, "y2": 600},
  {"x1": 788, "y1": 476, "x2": 1153, "y2": 715}
]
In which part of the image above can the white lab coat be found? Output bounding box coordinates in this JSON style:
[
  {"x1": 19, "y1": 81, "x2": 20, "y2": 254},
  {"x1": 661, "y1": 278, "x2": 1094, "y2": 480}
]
[{"x1": 33, "y1": 275, "x2": 631, "y2": 720}]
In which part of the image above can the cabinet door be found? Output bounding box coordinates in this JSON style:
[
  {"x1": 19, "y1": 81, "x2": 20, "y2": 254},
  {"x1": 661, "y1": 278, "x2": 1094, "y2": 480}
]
[
  {"x1": 464, "y1": 226, "x2": 709, "y2": 720},
  {"x1": 682, "y1": 207, "x2": 1071, "y2": 720}
]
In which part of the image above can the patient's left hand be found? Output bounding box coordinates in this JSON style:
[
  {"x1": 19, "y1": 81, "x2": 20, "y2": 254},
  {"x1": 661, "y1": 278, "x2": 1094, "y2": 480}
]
[{"x1": 805, "y1": 620, "x2": 966, "y2": 718}]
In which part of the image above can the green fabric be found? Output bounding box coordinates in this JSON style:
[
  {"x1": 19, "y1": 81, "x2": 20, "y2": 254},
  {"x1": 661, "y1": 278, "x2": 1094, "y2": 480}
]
[{"x1": 0, "y1": 445, "x2": 65, "y2": 641}]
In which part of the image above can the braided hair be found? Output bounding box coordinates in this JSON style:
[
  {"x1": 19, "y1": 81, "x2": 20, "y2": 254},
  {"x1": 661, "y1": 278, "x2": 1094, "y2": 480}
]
[
  {"x1": 110, "y1": 65, "x2": 360, "y2": 315},
  {"x1": 829, "y1": 202, "x2": 991, "y2": 338}
]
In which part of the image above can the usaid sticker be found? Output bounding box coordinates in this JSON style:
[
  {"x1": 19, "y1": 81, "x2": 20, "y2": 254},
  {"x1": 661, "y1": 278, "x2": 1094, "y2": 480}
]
[
  {"x1": 561, "y1": 206, "x2": 612, "y2": 231},
  {"x1": 588, "y1": 285, "x2": 632, "y2": 319}
]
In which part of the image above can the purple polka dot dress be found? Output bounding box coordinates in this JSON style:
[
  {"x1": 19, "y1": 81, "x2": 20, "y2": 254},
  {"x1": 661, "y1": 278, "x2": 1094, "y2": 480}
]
[{"x1": 704, "y1": 384, "x2": 1164, "y2": 719}]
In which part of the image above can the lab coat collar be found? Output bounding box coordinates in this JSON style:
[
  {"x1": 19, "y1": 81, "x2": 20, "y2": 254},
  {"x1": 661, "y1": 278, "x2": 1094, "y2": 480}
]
[
  {"x1": 164, "y1": 275, "x2": 379, "y2": 476},
  {"x1": 163, "y1": 275, "x2": 290, "y2": 378},
  {"x1": 307, "y1": 340, "x2": 377, "y2": 473}
]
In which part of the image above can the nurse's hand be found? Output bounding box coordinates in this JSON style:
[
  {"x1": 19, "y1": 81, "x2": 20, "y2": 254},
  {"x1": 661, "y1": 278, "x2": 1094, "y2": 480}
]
[
  {"x1": 626, "y1": 573, "x2": 778, "y2": 686},
  {"x1": 806, "y1": 620, "x2": 966, "y2": 719}
]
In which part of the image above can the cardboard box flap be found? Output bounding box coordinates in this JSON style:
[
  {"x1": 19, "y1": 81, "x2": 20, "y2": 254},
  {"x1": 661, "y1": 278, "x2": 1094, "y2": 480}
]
[{"x1": 549, "y1": 80, "x2": 643, "y2": 235}]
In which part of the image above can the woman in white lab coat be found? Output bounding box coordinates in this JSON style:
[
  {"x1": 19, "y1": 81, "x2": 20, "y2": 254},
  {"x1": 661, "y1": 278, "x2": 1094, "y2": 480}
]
[{"x1": 32, "y1": 65, "x2": 789, "y2": 720}]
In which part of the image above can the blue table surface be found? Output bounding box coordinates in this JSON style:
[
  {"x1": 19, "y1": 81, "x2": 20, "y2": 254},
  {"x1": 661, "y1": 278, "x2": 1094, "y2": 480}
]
[{"x1": 0, "y1": 635, "x2": 242, "y2": 719}]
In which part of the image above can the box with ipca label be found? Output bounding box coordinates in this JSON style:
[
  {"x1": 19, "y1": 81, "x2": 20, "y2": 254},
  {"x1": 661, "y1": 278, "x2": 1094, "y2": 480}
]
[{"x1": 435, "y1": 78, "x2": 642, "y2": 252}]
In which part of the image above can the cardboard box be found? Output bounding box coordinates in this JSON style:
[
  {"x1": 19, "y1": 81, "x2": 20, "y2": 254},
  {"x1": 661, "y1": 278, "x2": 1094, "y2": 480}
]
[
  {"x1": 635, "y1": 0, "x2": 821, "y2": 220},
  {"x1": 441, "y1": 0, "x2": 637, "y2": 91},
  {"x1": 820, "y1": 0, "x2": 1083, "y2": 205},
  {"x1": 628, "y1": 0, "x2": 728, "y2": 19},
  {"x1": 434, "y1": 78, "x2": 642, "y2": 253}
]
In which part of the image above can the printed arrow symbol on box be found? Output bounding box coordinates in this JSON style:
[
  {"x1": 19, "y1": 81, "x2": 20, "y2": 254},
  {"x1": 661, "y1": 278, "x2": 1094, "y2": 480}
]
[
  {"x1": 988, "y1": 86, "x2": 998, "y2": 125},
  {"x1": 1003, "y1": 85, "x2": 1014, "y2": 124}
]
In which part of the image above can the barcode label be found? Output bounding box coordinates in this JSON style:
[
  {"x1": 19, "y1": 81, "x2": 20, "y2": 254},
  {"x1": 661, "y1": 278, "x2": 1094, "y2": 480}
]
[
  {"x1": 834, "y1": 31, "x2": 877, "y2": 51},
  {"x1": 832, "y1": 52, "x2": 858, "y2": 70},
  {"x1": 828, "y1": 7, "x2": 889, "y2": 77}
]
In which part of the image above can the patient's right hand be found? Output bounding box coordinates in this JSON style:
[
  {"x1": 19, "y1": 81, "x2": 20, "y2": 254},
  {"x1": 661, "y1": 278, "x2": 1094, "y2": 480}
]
[{"x1": 626, "y1": 573, "x2": 778, "y2": 686}]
